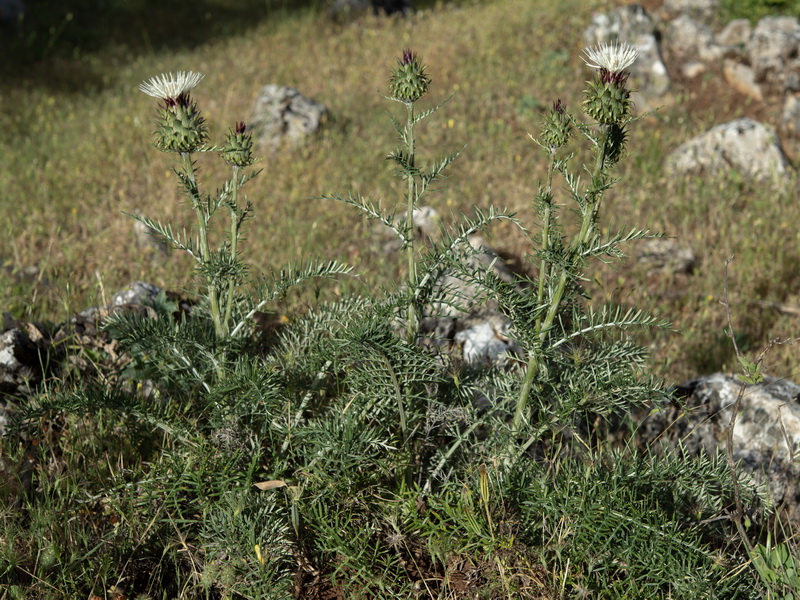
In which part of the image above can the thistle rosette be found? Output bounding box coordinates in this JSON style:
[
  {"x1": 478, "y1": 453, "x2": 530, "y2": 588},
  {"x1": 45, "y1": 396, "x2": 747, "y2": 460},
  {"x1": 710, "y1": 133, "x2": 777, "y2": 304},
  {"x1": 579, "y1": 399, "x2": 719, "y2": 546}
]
[
  {"x1": 139, "y1": 71, "x2": 208, "y2": 153},
  {"x1": 389, "y1": 49, "x2": 431, "y2": 104},
  {"x1": 541, "y1": 99, "x2": 573, "y2": 149},
  {"x1": 582, "y1": 42, "x2": 638, "y2": 125},
  {"x1": 222, "y1": 121, "x2": 255, "y2": 167}
]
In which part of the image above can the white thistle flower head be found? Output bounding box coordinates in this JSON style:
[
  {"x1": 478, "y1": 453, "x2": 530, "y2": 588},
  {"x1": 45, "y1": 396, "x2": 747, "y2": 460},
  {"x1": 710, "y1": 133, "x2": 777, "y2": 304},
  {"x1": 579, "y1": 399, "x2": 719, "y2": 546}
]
[
  {"x1": 582, "y1": 41, "x2": 639, "y2": 74},
  {"x1": 139, "y1": 71, "x2": 205, "y2": 101}
]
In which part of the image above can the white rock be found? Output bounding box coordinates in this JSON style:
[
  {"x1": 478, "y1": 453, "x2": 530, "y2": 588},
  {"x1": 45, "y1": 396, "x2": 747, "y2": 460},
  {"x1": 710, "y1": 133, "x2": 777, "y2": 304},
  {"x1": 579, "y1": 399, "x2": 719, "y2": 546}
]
[{"x1": 666, "y1": 118, "x2": 791, "y2": 183}]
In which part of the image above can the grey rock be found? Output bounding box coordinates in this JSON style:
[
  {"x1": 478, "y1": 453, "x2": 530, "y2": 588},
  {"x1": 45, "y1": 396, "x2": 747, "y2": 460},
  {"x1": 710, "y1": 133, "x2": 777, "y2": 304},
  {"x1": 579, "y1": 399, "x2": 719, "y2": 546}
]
[
  {"x1": 0, "y1": 327, "x2": 43, "y2": 397},
  {"x1": 665, "y1": 118, "x2": 790, "y2": 183},
  {"x1": 681, "y1": 61, "x2": 707, "y2": 79},
  {"x1": 584, "y1": 5, "x2": 670, "y2": 97},
  {"x1": 378, "y1": 205, "x2": 441, "y2": 252},
  {"x1": 636, "y1": 238, "x2": 696, "y2": 274},
  {"x1": 133, "y1": 215, "x2": 169, "y2": 260},
  {"x1": 747, "y1": 16, "x2": 800, "y2": 94},
  {"x1": 665, "y1": 14, "x2": 724, "y2": 62},
  {"x1": 642, "y1": 373, "x2": 800, "y2": 521},
  {"x1": 112, "y1": 281, "x2": 162, "y2": 307},
  {"x1": 716, "y1": 18, "x2": 752, "y2": 47},
  {"x1": 661, "y1": 0, "x2": 720, "y2": 24},
  {"x1": 431, "y1": 235, "x2": 516, "y2": 318},
  {"x1": 723, "y1": 60, "x2": 763, "y2": 102},
  {"x1": 454, "y1": 310, "x2": 520, "y2": 366},
  {"x1": 781, "y1": 93, "x2": 800, "y2": 138},
  {"x1": 249, "y1": 85, "x2": 328, "y2": 147},
  {"x1": 410, "y1": 206, "x2": 441, "y2": 238}
]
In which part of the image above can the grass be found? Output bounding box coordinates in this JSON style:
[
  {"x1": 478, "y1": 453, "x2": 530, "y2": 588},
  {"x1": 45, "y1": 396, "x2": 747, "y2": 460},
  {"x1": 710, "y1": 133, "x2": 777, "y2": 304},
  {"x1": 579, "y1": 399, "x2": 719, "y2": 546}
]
[
  {"x1": 2, "y1": 0, "x2": 800, "y2": 598},
  {"x1": 2, "y1": 0, "x2": 798, "y2": 383}
]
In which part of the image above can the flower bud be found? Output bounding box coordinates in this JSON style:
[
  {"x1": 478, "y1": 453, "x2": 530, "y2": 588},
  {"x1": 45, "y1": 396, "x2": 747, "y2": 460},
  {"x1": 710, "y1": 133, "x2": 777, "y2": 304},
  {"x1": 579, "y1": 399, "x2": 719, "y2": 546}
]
[
  {"x1": 154, "y1": 96, "x2": 208, "y2": 153},
  {"x1": 541, "y1": 99, "x2": 573, "y2": 149},
  {"x1": 389, "y1": 49, "x2": 431, "y2": 104},
  {"x1": 222, "y1": 121, "x2": 255, "y2": 167}
]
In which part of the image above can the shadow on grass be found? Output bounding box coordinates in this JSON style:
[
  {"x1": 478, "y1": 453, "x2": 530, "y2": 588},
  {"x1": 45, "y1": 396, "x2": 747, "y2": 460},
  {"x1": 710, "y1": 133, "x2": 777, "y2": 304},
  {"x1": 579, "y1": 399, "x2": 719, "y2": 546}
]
[{"x1": 1, "y1": 0, "x2": 452, "y2": 92}]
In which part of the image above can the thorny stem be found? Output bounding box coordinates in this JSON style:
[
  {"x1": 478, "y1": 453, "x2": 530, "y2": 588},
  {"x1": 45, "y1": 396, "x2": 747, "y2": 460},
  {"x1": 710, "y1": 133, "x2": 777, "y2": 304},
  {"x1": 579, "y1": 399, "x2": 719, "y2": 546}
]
[
  {"x1": 405, "y1": 101, "x2": 418, "y2": 342},
  {"x1": 534, "y1": 152, "x2": 556, "y2": 332},
  {"x1": 222, "y1": 165, "x2": 241, "y2": 337},
  {"x1": 512, "y1": 124, "x2": 612, "y2": 434},
  {"x1": 182, "y1": 152, "x2": 224, "y2": 341}
]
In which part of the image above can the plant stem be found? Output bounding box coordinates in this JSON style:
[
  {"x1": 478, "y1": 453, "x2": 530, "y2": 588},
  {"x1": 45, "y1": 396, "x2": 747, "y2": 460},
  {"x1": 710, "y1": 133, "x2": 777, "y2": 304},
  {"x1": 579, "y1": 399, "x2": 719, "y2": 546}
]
[
  {"x1": 512, "y1": 125, "x2": 611, "y2": 433},
  {"x1": 181, "y1": 152, "x2": 224, "y2": 340},
  {"x1": 405, "y1": 101, "x2": 418, "y2": 342},
  {"x1": 222, "y1": 165, "x2": 241, "y2": 337},
  {"x1": 534, "y1": 152, "x2": 557, "y2": 332}
]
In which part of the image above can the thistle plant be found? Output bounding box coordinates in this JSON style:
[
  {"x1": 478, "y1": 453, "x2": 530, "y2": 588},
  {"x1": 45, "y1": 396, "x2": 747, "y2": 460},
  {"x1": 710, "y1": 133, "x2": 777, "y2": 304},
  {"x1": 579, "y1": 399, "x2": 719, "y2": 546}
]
[
  {"x1": 137, "y1": 71, "x2": 254, "y2": 340},
  {"x1": 326, "y1": 49, "x2": 478, "y2": 342},
  {"x1": 389, "y1": 49, "x2": 430, "y2": 340},
  {"x1": 505, "y1": 41, "x2": 670, "y2": 435},
  {"x1": 124, "y1": 72, "x2": 350, "y2": 387}
]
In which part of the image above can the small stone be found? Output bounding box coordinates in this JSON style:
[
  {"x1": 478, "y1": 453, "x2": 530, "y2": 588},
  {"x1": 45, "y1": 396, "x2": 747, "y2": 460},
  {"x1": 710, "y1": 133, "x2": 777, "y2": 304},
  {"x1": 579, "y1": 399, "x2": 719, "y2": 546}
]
[
  {"x1": 781, "y1": 94, "x2": 800, "y2": 137},
  {"x1": 636, "y1": 238, "x2": 696, "y2": 274},
  {"x1": 681, "y1": 61, "x2": 706, "y2": 79},
  {"x1": 722, "y1": 60, "x2": 763, "y2": 102},
  {"x1": 249, "y1": 85, "x2": 328, "y2": 148},
  {"x1": 112, "y1": 281, "x2": 162, "y2": 307},
  {"x1": 454, "y1": 310, "x2": 520, "y2": 366}
]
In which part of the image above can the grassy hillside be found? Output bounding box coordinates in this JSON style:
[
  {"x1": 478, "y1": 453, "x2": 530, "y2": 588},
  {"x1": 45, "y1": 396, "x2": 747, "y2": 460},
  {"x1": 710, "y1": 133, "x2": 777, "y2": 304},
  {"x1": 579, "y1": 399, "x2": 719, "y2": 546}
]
[
  {"x1": 2, "y1": 0, "x2": 798, "y2": 384},
  {"x1": 1, "y1": 0, "x2": 799, "y2": 597}
]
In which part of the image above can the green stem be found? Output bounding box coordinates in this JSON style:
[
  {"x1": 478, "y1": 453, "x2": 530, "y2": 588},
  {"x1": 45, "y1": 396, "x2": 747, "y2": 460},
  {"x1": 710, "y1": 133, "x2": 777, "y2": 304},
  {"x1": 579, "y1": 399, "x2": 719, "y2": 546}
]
[
  {"x1": 534, "y1": 152, "x2": 556, "y2": 333},
  {"x1": 222, "y1": 165, "x2": 241, "y2": 337},
  {"x1": 181, "y1": 152, "x2": 224, "y2": 341},
  {"x1": 512, "y1": 125, "x2": 612, "y2": 434},
  {"x1": 405, "y1": 101, "x2": 417, "y2": 343}
]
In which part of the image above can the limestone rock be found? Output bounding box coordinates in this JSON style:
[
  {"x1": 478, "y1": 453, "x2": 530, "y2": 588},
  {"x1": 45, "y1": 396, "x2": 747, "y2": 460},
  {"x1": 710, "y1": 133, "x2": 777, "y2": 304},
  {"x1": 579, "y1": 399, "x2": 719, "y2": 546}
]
[
  {"x1": 641, "y1": 373, "x2": 800, "y2": 522},
  {"x1": 0, "y1": 327, "x2": 45, "y2": 397},
  {"x1": 112, "y1": 281, "x2": 162, "y2": 307},
  {"x1": 723, "y1": 60, "x2": 763, "y2": 102},
  {"x1": 584, "y1": 5, "x2": 670, "y2": 97},
  {"x1": 431, "y1": 235, "x2": 516, "y2": 318},
  {"x1": 454, "y1": 310, "x2": 520, "y2": 366},
  {"x1": 747, "y1": 16, "x2": 800, "y2": 95},
  {"x1": 420, "y1": 309, "x2": 521, "y2": 367},
  {"x1": 716, "y1": 18, "x2": 752, "y2": 48},
  {"x1": 661, "y1": 0, "x2": 720, "y2": 24},
  {"x1": 665, "y1": 118, "x2": 791, "y2": 183},
  {"x1": 249, "y1": 85, "x2": 328, "y2": 147},
  {"x1": 636, "y1": 238, "x2": 696, "y2": 274},
  {"x1": 665, "y1": 14, "x2": 724, "y2": 62}
]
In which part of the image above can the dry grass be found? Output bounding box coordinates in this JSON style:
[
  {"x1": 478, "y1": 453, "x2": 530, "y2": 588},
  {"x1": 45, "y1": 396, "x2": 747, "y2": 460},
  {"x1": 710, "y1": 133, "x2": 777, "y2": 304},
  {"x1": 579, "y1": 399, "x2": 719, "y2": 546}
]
[{"x1": 1, "y1": 0, "x2": 798, "y2": 384}]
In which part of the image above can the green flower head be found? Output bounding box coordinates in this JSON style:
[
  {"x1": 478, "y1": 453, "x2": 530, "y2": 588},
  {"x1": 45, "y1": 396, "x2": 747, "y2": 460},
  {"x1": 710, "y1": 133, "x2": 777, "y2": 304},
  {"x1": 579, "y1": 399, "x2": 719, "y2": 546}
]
[{"x1": 389, "y1": 49, "x2": 431, "y2": 104}]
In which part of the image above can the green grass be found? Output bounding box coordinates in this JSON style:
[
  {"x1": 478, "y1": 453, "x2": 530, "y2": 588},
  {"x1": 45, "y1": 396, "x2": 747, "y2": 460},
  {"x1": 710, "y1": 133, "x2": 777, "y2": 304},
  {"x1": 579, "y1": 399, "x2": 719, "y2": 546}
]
[
  {"x1": 2, "y1": 0, "x2": 798, "y2": 383},
  {"x1": 2, "y1": 1, "x2": 799, "y2": 598}
]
